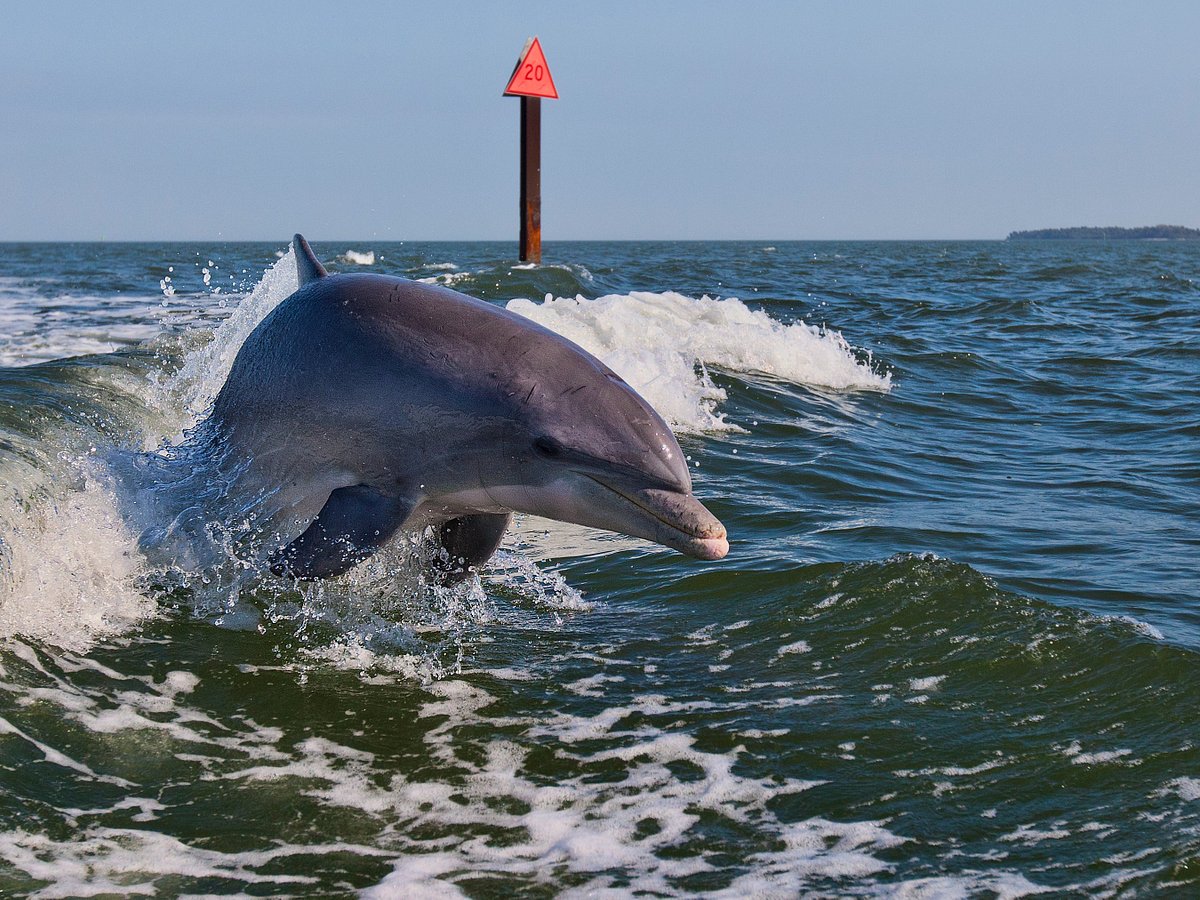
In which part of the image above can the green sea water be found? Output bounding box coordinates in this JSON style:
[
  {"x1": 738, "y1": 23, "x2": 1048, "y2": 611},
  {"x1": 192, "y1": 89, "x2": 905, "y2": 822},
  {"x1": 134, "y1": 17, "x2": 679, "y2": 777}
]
[{"x1": 0, "y1": 239, "x2": 1196, "y2": 896}]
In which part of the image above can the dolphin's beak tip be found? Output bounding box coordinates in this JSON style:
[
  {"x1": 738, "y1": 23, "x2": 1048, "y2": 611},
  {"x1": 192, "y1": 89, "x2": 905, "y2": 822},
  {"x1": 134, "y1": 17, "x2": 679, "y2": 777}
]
[
  {"x1": 692, "y1": 529, "x2": 729, "y2": 561},
  {"x1": 707, "y1": 539, "x2": 730, "y2": 560},
  {"x1": 680, "y1": 507, "x2": 727, "y2": 560}
]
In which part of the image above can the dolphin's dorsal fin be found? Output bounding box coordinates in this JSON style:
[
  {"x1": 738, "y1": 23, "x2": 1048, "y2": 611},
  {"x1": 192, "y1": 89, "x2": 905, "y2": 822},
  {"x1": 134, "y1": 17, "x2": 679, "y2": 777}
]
[{"x1": 293, "y1": 233, "x2": 328, "y2": 285}]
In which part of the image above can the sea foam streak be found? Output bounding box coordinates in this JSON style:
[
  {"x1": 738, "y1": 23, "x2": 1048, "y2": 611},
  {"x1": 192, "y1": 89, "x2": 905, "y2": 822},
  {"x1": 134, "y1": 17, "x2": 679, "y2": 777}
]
[
  {"x1": 0, "y1": 646, "x2": 903, "y2": 897},
  {"x1": 507, "y1": 291, "x2": 891, "y2": 433}
]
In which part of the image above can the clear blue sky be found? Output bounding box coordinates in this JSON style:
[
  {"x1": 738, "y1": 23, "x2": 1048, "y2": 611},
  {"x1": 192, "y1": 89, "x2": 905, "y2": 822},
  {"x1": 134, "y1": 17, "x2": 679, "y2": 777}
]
[{"x1": 2, "y1": 1, "x2": 1197, "y2": 240}]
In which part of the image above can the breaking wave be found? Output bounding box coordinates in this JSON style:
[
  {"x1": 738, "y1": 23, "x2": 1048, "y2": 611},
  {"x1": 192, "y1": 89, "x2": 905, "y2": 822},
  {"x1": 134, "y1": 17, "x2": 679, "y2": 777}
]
[{"x1": 508, "y1": 291, "x2": 891, "y2": 432}]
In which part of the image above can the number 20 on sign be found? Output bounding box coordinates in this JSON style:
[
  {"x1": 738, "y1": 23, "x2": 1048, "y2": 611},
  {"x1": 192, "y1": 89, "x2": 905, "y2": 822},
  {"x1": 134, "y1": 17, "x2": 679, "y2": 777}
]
[{"x1": 503, "y1": 37, "x2": 558, "y2": 99}]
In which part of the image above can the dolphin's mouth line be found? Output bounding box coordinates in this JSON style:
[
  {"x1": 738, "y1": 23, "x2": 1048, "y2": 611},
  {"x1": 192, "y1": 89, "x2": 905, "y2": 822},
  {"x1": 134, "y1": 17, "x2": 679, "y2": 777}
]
[{"x1": 583, "y1": 474, "x2": 718, "y2": 540}]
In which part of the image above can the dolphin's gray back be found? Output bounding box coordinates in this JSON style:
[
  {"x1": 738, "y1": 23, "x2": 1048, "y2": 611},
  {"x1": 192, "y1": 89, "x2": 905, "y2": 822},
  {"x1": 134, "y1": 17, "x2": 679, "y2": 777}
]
[
  {"x1": 213, "y1": 273, "x2": 598, "y2": 461},
  {"x1": 218, "y1": 272, "x2": 615, "y2": 410}
]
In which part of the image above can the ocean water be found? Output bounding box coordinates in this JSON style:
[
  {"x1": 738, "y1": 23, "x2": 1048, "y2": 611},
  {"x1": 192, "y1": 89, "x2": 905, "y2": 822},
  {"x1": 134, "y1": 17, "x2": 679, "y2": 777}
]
[{"x1": 0, "y1": 238, "x2": 1196, "y2": 896}]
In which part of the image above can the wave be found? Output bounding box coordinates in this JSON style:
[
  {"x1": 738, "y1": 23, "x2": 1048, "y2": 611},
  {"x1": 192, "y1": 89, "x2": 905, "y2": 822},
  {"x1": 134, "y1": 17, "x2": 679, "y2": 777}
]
[
  {"x1": 337, "y1": 250, "x2": 375, "y2": 266},
  {"x1": 0, "y1": 552, "x2": 1195, "y2": 894},
  {"x1": 0, "y1": 249, "x2": 303, "y2": 649},
  {"x1": 0, "y1": 276, "x2": 168, "y2": 367},
  {"x1": 507, "y1": 291, "x2": 892, "y2": 433}
]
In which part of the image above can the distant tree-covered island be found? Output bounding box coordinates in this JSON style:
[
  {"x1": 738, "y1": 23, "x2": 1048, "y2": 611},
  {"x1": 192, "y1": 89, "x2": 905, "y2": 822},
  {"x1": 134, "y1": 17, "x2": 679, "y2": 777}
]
[{"x1": 1007, "y1": 225, "x2": 1200, "y2": 241}]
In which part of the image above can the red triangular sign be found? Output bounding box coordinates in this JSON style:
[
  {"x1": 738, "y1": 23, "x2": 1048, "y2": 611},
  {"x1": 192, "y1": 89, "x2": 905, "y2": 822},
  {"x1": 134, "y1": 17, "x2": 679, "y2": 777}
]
[{"x1": 504, "y1": 37, "x2": 558, "y2": 99}]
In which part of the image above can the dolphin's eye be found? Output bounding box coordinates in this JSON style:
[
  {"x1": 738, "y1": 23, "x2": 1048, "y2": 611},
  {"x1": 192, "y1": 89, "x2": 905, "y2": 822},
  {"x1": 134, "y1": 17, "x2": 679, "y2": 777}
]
[{"x1": 533, "y1": 436, "x2": 563, "y2": 458}]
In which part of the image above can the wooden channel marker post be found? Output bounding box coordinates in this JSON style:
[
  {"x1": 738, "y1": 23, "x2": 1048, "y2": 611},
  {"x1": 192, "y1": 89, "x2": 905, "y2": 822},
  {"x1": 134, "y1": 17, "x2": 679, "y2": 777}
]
[{"x1": 504, "y1": 37, "x2": 558, "y2": 263}]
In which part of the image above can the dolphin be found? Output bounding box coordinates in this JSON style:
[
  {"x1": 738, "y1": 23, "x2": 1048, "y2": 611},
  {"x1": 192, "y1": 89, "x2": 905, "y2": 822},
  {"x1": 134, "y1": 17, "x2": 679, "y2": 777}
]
[{"x1": 190, "y1": 235, "x2": 728, "y2": 582}]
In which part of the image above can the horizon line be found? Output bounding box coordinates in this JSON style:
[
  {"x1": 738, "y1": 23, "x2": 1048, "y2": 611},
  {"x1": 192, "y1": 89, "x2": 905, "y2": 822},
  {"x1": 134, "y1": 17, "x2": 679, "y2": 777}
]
[{"x1": 0, "y1": 236, "x2": 1015, "y2": 244}]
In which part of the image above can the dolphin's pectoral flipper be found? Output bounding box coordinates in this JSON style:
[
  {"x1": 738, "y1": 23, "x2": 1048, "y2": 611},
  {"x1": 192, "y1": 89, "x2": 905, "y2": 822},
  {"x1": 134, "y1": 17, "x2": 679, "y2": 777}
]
[
  {"x1": 293, "y1": 233, "x2": 328, "y2": 285},
  {"x1": 269, "y1": 485, "x2": 413, "y2": 579},
  {"x1": 434, "y1": 513, "x2": 512, "y2": 585}
]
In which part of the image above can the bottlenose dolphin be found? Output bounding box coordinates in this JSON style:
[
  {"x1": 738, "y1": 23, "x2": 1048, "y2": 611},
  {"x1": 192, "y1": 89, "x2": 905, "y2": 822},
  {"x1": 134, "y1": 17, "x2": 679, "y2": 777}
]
[{"x1": 193, "y1": 235, "x2": 727, "y2": 582}]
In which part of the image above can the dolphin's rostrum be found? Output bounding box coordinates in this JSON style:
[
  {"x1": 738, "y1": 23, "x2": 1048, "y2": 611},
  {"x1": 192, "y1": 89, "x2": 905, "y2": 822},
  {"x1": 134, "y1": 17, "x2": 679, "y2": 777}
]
[{"x1": 202, "y1": 235, "x2": 728, "y2": 581}]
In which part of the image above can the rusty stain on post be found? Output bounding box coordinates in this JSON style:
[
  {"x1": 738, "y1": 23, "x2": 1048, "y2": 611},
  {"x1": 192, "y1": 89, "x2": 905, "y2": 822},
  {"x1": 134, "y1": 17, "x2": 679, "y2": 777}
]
[{"x1": 519, "y1": 96, "x2": 541, "y2": 263}]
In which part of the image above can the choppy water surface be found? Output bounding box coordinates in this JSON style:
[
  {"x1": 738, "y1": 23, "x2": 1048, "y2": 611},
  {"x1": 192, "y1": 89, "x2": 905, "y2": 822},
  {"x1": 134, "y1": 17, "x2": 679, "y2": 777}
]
[{"x1": 0, "y1": 239, "x2": 1196, "y2": 896}]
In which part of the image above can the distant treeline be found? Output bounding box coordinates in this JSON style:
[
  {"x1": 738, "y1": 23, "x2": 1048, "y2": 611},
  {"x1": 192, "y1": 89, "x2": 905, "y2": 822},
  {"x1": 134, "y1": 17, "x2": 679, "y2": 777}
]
[{"x1": 1007, "y1": 225, "x2": 1200, "y2": 241}]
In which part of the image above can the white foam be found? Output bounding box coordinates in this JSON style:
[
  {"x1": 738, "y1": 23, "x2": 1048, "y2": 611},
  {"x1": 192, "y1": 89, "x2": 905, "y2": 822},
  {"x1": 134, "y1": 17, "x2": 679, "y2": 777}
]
[
  {"x1": 1101, "y1": 614, "x2": 1166, "y2": 641},
  {"x1": 909, "y1": 675, "x2": 947, "y2": 692},
  {"x1": 3, "y1": 611, "x2": 1130, "y2": 899},
  {"x1": 775, "y1": 639, "x2": 812, "y2": 657},
  {"x1": 483, "y1": 549, "x2": 590, "y2": 611},
  {"x1": 508, "y1": 262, "x2": 592, "y2": 280},
  {"x1": 363, "y1": 855, "x2": 468, "y2": 899},
  {"x1": 506, "y1": 291, "x2": 891, "y2": 433},
  {"x1": 259, "y1": 537, "x2": 592, "y2": 682},
  {"x1": 714, "y1": 817, "x2": 905, "y2": 893},
  {"x1": 564, "y1": 672, "x2": 624, "y2": 697},
  {"x1": 416, "y1": 271, "x2": 475, "y2": 287},
  {"x1": 161, "y1": 670, "x2": 200, "y2": 696},
  {"x1": 1061, "y1": 740, "x2": 1137, "y2": 766},
  {"x1": 0, "y1": 464, "x2": 153, "y2": 651},
  {"x1": 0, "y1": 713, "x2": 131, "y2": 786},
  {"x1": 1000, "y1": 823, "x2": 1072, "y2": 843},
  {"x1": 1159, "y1": 776, "x2": 1200, "y2": 801},
  {"x1": 0, "y1": 828, "x2": 390, "y2": 897},
  {"x1": 0, "y1": 660, "x2": 885, "y2": 897},
  {"x1": 1071, "y1": 748, "x2": 1134, "y2": 766},
  {"x1": 355, "y1": 680, "x2": 844, "y2": 895},
  {"x1": 339, "y1": 250, "x2": 376, "y2": 266},
  {"x1": 888, "y1": 872, "x2": 1053, "y2": 898},
  {"x1": 894, "y1": 756, "x2": 1008, "y2": 779}
]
